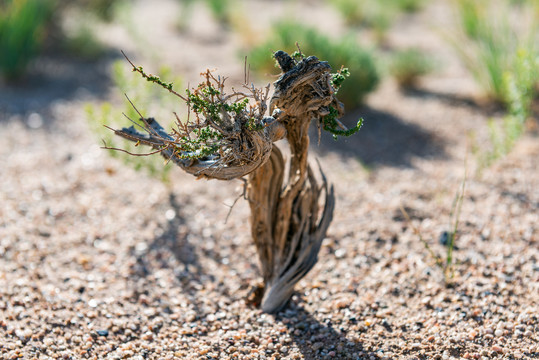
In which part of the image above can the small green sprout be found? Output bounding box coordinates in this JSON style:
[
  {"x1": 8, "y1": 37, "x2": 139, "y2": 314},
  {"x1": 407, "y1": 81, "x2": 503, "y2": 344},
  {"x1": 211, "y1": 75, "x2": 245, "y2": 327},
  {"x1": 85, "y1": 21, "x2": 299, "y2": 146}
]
[
  {"x1": 135, "y1": 66, "x2": 174, "y2": 91},
  {"x1": 321, "y1": 106, "x2": 364, "y2": 140},
  {"x1": 290, "y1": 50, "x2": 305, "y2": 61},
  {"x1": 321, "y1": 67, "x2": 363, "y2": 140},
  {"x1": 330, "y1": 67, "x2": 351, "y2": 93}
]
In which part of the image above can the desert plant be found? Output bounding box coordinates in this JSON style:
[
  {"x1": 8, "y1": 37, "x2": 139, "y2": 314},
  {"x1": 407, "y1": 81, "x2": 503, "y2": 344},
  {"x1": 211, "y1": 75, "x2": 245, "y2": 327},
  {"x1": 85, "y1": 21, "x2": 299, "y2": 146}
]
[
  {"x1": 248, "y1": 21, "x2": 379, "y2": 109},
  {"x1": 0, "y1": 0, "x2": 55, "y2": 81},
  {"x1": 453, "y1": 0, "x2": 487, "y2": 40},
  {"x1": 479, "y1": 50, "x2": 539, "y2": 167},
  {"x1": 452, "y1": 0, "x2": 538, "y2": 168},
  {"x1": 108, "y1": 50, "x2": 363, "y2": 313},
  {"x1": 451, "y1": 0, "x2": 538, "y2": 105},
  {"x1": 389, "y1": 48, "x2": 435, "y2": 88},
  {"x1": 0, "y1": 0, "x2": 124, "y2": 80}
]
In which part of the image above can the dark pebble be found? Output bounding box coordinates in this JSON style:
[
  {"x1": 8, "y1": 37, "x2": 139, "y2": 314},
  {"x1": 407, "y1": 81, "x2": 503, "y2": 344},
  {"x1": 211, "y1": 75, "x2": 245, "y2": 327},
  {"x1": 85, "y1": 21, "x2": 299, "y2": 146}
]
[
  {"x1": 96, "y1": 329, "x2": 109, "y2": 337},
  {"x1": 439, "y1": 231, "x2": 450, "y2": 245}
]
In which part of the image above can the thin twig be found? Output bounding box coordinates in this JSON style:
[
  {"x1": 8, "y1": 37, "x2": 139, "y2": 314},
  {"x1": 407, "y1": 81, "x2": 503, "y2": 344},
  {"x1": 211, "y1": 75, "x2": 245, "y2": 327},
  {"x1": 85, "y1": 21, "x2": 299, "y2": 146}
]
[
  {"x1": 101, "y1": 144, "x2": 170, "y2": 157},
  {"x1": 121, "y1": 50, "x2": 188, "y2": 101},
  {"x1": 224, "y1": 178, "x2": 249, "y2": 224}
]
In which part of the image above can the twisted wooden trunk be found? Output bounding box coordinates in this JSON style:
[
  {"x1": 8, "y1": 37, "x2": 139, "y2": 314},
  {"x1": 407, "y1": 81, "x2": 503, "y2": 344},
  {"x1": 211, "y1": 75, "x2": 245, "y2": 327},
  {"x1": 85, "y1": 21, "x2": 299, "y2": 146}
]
[{"x1": 247, "y1": 54, "x2": 336, "y2": 313}]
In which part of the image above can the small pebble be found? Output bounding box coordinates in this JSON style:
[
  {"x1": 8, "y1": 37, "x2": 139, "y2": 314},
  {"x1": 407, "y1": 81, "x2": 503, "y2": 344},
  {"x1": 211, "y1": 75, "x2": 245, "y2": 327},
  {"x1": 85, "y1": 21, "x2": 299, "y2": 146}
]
[
  {"x1": 142, "y1": 332, "x2": 153, "y2": 341},
  {"x1": 335, "y1": 248, "x2": 346, "y2": 258},
  {"x1": 96, "y1": 330, "x2": 109, "y2": 337}
]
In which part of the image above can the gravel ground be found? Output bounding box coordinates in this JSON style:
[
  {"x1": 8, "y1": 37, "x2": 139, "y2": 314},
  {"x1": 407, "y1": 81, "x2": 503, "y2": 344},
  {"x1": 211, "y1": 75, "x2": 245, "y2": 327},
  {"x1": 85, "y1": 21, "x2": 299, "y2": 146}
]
[{"x1": 1, "y1": 0, "x2": 538, "y2": 359}]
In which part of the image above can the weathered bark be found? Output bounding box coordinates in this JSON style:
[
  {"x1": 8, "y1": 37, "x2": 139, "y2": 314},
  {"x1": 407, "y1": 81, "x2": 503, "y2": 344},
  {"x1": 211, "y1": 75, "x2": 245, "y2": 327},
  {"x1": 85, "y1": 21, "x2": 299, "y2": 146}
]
[
  {"x1": 246, "y1": 53, "x2": 338, "y2": 313},
  {"x1": 247, "y1": 147, "x2": 334, "y2": 313}
]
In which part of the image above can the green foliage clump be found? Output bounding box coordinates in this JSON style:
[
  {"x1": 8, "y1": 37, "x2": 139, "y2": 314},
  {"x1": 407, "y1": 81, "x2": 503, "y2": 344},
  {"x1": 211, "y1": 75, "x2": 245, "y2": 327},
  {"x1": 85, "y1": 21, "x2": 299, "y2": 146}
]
[
  {"x1": 321, "y1": 105, "x2": 364, "y2": 140},
  {"x1": 0, "y1": 0, "x2": 124, "y2": 80},
  {"x1": 389, "y1": 48, "x2": 435, "y2": 88},
  {"x1": 330, "y1": 67, "x2": 351, "y2": 90},
  {"x1": 175, "y1": 80, "x2": 261, "y2": 160},
  {"x1": 504, "y1": 50, "x2": 538, "y2": 124},
  {"x1": 452, "y1": 0, "x2": 538, "y2": 105},
  {"x1": 452, "y1": 0, "x2": 538, "y2": 167},
  {"x1": 0, "y1": 0, "x2": 55, "y2": 81},
  {"x1": 480, "y1": 50, "x2": 539, "y2": 167},
  {"x1": 320, "y1": 68, "x2": 364, "y2": 139},
  {"x1": 176, "y1": 126, "x2": 223, "y2": 159},
  {"x1": 187, "y1": 87, "x2": 249, "y2": 121},
  {"x1": 453, "y1": 0, "x2": 487, "y2": 40},
  {"x1": 85, "y1": 60, "x2": 183, "y2": 182},
  {"x1": 248, "y1": 21, "x2": 379, "y2": 109}
]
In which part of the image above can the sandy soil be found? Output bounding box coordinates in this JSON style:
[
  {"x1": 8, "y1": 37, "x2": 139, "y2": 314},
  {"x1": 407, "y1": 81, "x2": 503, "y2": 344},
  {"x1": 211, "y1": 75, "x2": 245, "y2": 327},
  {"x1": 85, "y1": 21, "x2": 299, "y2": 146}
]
[{"x1": 0, "y1": 0, "x2": 537, "y2": 359}]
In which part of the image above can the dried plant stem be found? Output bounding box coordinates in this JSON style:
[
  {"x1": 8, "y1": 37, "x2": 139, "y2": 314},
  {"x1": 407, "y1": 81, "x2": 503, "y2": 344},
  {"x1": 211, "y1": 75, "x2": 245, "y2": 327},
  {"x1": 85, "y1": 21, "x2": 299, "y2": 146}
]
[{"x1": 247, "y1": 53, "x2": 338, "y2": 313}]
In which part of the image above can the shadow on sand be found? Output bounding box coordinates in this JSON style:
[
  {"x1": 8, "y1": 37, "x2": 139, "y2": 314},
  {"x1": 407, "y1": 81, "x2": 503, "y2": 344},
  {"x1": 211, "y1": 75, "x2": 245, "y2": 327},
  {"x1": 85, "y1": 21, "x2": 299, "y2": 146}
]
[
  {"x1": 311, "y1": 106, "x2": 447, "y2": 168},
  {"x1": 274, "y1": 297, "x2": 378, "y2": 360},
  {"x1": 150, "y1": 192, "x2": 202, "y2": 274},
  {"x1": 124, "y1": 193, "x2": 380, "y2": 358},
  {"x1": 127, "y1": 191, "x2": 204, "y2": 285}
]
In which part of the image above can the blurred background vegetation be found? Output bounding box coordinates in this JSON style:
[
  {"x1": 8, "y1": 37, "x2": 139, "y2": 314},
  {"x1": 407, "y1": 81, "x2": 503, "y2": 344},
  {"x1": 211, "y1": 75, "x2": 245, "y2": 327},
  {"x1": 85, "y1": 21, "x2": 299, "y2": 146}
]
[
  {"x1": 0, "y1": 0, "x2": 56, "y2": 80},
  {"x1": 0, "y1": 0, "x2": 124, "y2": 82},
  {"x1": 0, "y1": 0, "x2": 537, "y2": 173}
]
